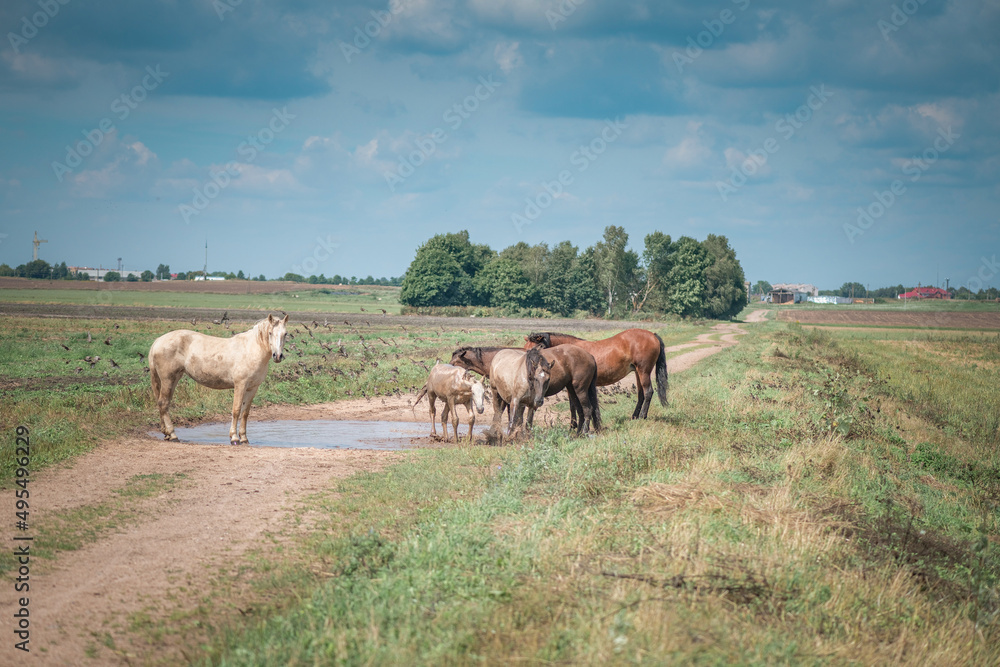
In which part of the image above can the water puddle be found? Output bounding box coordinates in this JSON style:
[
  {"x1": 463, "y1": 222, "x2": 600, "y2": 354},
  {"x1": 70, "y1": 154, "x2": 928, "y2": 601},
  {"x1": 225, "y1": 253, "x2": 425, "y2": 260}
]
[{"x1": 155, "y1": 420, "x2": 488, "y2": 450}]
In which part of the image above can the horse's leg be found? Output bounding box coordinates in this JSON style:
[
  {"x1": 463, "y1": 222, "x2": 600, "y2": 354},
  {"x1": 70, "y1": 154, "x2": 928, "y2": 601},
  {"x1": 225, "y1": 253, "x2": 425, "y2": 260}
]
[
  {"x1": 465, "y1": 399, "x2": 476, "y2": 442},
  {"x1": 230, "y1": 383, "x2": 246, "y2": 445},
  {"x1": 631, "y1": 369, "x2": 645, "y2": 419},
  {"x1": 238, "y1": 384, "x2": 260, "y2": 445},
  {"x1": 441, "y1": 401, "x2": 451, "y2": 442},
  {"x1": 568, "y1": 387, "x2": 586, "y2": 435},
  {"x1": 638, "y1": 368, "x2": 655, "y2": 419},
  {"x1": 429, "y1": 392, "x2": 438, "y2": 438},
  {"x1": 508, "y1": 398, "x2": 522, "y2": 436},
  {"x1": 568, "y1": 385, "x2": 584, "y2": 433},
  {"x1": 156, "y1": 370, "x2": 183, "y2": 441},
  {"x1": 449, "y1": 398, "x2": 461, "y2": 443}
]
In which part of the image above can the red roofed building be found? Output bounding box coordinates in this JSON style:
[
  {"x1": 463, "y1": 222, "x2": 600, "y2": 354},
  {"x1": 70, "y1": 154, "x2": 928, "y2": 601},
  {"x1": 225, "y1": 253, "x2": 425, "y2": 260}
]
[{"x1": 898, "y1": 287, "x2": 951, "y2": 300}]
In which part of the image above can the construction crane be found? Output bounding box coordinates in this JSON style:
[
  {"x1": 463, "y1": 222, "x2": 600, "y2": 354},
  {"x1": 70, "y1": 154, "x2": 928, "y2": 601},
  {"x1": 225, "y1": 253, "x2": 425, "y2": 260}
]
[{"x1": 32, "y1": 231, "x2": 48, "y2": 261}]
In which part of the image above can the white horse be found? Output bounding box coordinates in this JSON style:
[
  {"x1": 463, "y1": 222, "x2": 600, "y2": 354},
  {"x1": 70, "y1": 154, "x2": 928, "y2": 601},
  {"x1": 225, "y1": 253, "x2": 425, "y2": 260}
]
[
  {"x1": 413, "y1": 363, "x2": 486, "y2": 442},
  {"x1": 149, "y1": 314, "x2": 288, "y2": 445}
]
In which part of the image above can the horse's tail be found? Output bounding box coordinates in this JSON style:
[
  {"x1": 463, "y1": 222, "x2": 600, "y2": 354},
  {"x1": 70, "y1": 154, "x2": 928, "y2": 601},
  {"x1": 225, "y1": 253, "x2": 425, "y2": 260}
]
[
  {"x1": 149, "y1": 354, "x2": 161, "y2": 402},
  {"x1": 588, "y1": 374, "x2": 601, "y2": 432},
  {"x1": 412, "y1": 385, "x2": 429, "y2": 414},
  {"x1": 654, "y1": 333, "x2": 668, "y2": 408}
]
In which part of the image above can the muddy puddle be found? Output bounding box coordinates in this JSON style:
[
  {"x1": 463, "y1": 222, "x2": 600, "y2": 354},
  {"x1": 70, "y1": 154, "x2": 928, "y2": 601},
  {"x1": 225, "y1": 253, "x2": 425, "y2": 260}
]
[{"x1": 156, "y1": 420, "x2": 489, "y2": 450}]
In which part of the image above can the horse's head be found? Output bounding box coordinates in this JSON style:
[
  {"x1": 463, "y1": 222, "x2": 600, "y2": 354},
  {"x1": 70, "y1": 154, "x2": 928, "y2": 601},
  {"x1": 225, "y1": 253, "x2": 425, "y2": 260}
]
[
  {"x1": 450, "y1": 347, "x2": 483, "y2": 374},
  {"x1": 525, "y1": 348, "x2": 551, "y2": 409},
  {"x1": 523, "y1": 332, "x2": 551, "y2": 350},
  {"x1": 464, "y1": 371, "x2": 486, "y2": 414},
  {"x1": 267, "y1": 313, "x2": 289, "y2": 363}
]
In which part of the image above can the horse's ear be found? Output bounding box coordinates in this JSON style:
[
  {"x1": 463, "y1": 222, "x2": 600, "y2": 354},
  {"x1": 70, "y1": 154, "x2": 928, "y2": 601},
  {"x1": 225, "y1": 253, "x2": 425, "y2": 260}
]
[
  {"x1": 267, "y1": 314, "x2": 275, "y2": 324},
  {"x1": 281, "y1": 314, "x2": 289, "y2": 323}
]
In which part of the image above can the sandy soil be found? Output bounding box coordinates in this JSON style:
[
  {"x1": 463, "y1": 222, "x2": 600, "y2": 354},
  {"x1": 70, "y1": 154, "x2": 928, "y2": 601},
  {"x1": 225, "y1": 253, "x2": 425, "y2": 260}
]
[{"x1": 2, "y1": 317, "x2": 757, "y2": 665}]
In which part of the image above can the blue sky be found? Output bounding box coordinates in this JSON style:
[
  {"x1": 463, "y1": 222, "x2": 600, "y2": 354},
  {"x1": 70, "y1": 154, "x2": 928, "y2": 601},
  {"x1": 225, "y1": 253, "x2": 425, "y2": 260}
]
[{"x1": 1, "y1": 0, "x2": 997, "y2": 290}]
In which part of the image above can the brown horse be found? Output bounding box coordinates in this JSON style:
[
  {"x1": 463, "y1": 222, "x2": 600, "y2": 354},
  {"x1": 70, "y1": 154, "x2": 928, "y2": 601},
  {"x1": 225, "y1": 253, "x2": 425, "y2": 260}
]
[
  {"x1": 149, "y1": 314, "x2": 288, "y2": 445},
  {"x1": 450, "y1": 345, "x2": 601, "y2": 434},
  {"x1": 524, "y1": 329, "x2": 667, "y2": 419}
]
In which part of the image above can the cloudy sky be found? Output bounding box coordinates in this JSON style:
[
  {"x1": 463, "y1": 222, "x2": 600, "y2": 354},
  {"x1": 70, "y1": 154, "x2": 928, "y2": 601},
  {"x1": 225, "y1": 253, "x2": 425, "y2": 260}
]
[{"x1": 1, "y1": 0, "x2": 997, "y2": 290}]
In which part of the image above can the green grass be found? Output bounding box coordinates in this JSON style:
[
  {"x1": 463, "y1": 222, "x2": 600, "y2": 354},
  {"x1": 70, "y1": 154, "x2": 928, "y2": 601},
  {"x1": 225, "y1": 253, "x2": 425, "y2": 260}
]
[
  {"x1": 194, "y1": 319, "x2": 999, "y2": 665},
  {"x1": 0, "y1": 285, "x2": 403, "y2": 313},
  {"x1": 4, "y1": 309, "x2": 998, "y2": 664}
]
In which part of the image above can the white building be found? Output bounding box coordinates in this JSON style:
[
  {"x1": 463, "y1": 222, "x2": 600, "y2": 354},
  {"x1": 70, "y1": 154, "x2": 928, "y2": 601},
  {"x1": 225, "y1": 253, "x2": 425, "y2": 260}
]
[{"x1": 772, "y1": 283, "x2": 818, "y2": 296}]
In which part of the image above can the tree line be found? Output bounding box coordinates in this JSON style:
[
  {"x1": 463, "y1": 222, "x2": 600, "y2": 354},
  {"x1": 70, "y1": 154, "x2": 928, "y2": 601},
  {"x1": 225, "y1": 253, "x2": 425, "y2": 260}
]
[
  {"x1": 399, "y1": 227, "x2": 748, "y2": 319},
  {"x1": 0, "y1": 260, "x2": 401, "y2": 286}
]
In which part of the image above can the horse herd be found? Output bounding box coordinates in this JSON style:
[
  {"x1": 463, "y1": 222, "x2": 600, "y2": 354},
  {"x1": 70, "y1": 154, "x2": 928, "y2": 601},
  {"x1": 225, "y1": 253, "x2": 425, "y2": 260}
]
[{"x1": 148, "y1": 314, "x2": 668, "y2": 446}]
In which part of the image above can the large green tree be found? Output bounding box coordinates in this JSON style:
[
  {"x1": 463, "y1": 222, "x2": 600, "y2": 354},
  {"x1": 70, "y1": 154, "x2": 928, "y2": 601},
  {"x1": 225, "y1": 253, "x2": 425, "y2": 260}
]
[
  {"x1": 17, "y1": 260, "x2": 52, "y2": 279},
  {"x1": 591, "y1": 225, "x2": 639, "y2": 317},
  {"x1": 839, "y1": 282, "x2": 867, "y2": 298},
  {"x1": 701, "y1": 234, "x2": 747, "y2": 320},
  {"x1": 400, "y1": 247, "x2": 471, "y2": 307},
  {"x1": 400, "y1": 231, "x2": 492, "y2": 307},
  {"x1": 565, "y1": 247, "x2": 604, "y2": 315},
  {"x1": 474, "y1": 258, "x2": 536, "y2": 308},
  {"x1": 664, "y1": 236, "x2": 710, "y2": 317},
  {"x1": 752, "y1": 280, "x2": 772, "y2": 297},
  {"x1": 635, "y1": 231, "x2": 673, "y2": 313}
]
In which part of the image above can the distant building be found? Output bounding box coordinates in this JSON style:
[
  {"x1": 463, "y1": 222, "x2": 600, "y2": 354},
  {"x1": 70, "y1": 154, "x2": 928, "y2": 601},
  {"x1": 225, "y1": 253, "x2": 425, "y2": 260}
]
[
  {"x1": 194, "y1": 276, "x2": 225, "y2": 281},
  {"x1": 772, "y1": 283, "x2": 818, "y2": 296},
  {"x1": 809, "y1": 295, "x2": 853, "y2": 304},
  {"x1": 769, "y1": 288, "x2": 809, "y2": 304},
  {"x1": 898, "y1": 287, "x2": 951, "y2": 300}
]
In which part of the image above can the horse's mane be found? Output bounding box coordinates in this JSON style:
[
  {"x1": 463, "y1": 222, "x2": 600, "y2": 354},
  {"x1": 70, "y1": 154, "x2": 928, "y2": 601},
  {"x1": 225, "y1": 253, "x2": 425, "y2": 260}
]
[
  {"x1": 252, "y1": 318, "x2": 271, "y2": 347},
  {"x1": 525, "y1": 347, "x2": 548, "y2": 379},
  {"x1": 526, "y1": 332, "x2": 583, "y2": 348}
]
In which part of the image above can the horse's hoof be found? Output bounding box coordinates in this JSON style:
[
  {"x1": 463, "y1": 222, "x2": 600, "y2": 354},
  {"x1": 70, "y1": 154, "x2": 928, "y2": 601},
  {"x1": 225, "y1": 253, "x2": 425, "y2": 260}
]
[
  {"x1": 165, "y1": 434, "x2": 179, "y2": 442},
  {"x1": 230, "y1": 439, "x2": 240, "y2": 446}
]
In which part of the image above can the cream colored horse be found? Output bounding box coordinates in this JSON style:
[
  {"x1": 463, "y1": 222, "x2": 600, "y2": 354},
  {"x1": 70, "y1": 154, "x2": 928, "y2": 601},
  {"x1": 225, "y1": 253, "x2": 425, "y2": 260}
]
[
  {"x1": 149, "y1": 314, "x2": 288, "y2": 445},
  {"x1": 413, "y1": 363, "x2": 486, "y2": 442},
  {"x1": 488, "y1": 347, "x2": 550, "y2": 438}
]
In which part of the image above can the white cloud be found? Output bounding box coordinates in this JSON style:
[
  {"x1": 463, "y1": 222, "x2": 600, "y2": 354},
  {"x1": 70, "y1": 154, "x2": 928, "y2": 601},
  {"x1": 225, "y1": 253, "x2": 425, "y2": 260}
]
[{"x1": 494, "y1": 41, "x2": 523, "y2": 74}]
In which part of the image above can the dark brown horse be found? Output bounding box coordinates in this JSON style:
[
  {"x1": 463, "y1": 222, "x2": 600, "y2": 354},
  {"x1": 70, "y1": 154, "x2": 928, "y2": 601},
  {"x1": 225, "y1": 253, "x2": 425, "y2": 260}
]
[
  {"x1": 450, "y1": 345, "x2": 601, "y2": 434},
  {"x1": 523, "y1": 329, "x2": 667, "y2": 419}
]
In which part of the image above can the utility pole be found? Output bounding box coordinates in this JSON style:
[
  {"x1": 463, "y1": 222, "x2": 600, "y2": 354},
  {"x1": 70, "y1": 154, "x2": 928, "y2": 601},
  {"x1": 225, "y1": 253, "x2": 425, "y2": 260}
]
[
  {"x1": 32, "y1": 231, "x2": 48, "y2": 261},
  {"x1": 203, "y1": 238, "x2": 208, "y2": 278}
]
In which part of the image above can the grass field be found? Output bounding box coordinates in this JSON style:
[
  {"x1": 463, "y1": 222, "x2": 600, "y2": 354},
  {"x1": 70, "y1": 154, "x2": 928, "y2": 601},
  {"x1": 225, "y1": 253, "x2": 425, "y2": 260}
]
[
  {"x1": 193, "y1": 319, "x2": 999, "y2": 665},
  {"x1": 1, "y1": 301, "x2": 998, "y2": 664},
  {"x1": 0, "y1": 285, "x2": 403, "y2": 314},
  {"x1": 756, "y1": 298, "x2": 1000, "y2": 312}
]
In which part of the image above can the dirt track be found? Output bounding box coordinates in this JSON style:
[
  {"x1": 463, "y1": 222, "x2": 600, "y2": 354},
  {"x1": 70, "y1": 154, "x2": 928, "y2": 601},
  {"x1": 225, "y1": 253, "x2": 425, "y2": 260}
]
[{"x1": 1, "y1": 314, "x2": 761, "y2": 665}]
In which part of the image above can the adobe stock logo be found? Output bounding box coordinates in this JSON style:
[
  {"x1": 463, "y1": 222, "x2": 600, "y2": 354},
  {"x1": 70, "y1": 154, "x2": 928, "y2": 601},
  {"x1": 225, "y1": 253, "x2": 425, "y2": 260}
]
[
  {"x1": 966, "y1": 255, "x2": 1000, "y2": 294},
  {"x1": 7, "y1": 0, "x2": 71, "y2": 54},
  {"x1": 51, "y1": 65, "x2": 169, "y2": 182},
  {"x1": 844, "y1": 126, "x2": 959, "y2": 244},
  {"x1": 179, "y1": 107, "x2": 296, "y2": 223}
]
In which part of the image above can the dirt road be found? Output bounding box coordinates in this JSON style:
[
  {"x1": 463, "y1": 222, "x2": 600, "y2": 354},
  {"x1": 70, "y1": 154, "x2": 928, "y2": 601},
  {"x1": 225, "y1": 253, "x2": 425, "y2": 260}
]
[{"x1": 2, "y1": 315, "x2": 760, "y2": 665}]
